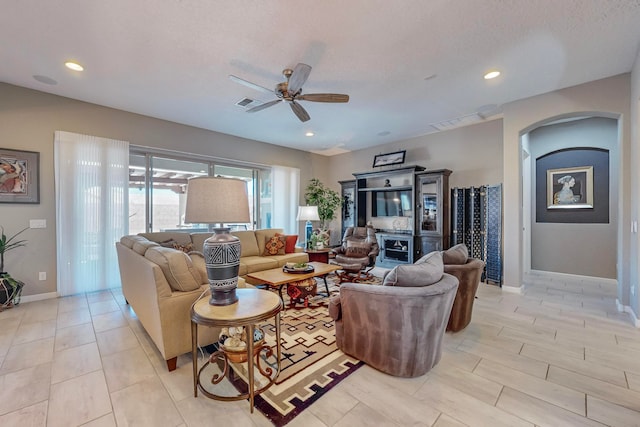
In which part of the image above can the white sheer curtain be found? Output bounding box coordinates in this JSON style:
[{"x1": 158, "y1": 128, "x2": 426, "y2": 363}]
[
  {"x1": 54, "y1": 131, "x2": 129, "y2": 296},
  {"x1": 271, "y1": 165, "x2": 300, "y2": 234}
]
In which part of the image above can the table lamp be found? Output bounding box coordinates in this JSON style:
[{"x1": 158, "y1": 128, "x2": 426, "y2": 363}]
[
  {"x1": 296, "y1": 205, "x2": 320, "y2": 250},
  {"x1": 185, "y1": 177, "x2": 250, "y2": 306}
]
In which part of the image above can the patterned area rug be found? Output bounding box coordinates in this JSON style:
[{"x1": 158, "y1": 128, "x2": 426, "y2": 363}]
[{"x1": 230, "y1": 273, "x2": 382, "y2": 426}]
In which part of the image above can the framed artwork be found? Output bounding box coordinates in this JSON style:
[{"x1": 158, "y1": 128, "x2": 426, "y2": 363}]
[
  {"x1": 546, "y1": 166, "x2": 593, "y2": 209},
  {"x1": 0, "y1": 148, "x2": 40, "y2": 204},
  {"x1": 372, "y1": 150, "x2": 406, "y2": 168}
]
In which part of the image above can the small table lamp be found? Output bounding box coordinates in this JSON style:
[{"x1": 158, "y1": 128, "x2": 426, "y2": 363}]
[
  {"x1": 296, "y1": 205, "x2": 320, "y2": 250},
  {"x1": 185, "y1": 177, "x2": 250, "y2": 306}
]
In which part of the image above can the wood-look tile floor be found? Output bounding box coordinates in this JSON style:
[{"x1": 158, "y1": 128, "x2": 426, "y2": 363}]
[{"x1": 1, "y1": 273, "x2": 639, "y2": 426}]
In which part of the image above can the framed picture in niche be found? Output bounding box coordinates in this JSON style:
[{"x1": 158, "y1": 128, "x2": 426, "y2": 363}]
[
  {"x1": 372, "y1": 150, "x2": 406, "y2": 168},
  {"x1": 546, "y1": 166, "x2": 593, "y2": 209},
  {"x1": 0, "y1": 148, "x2": 40, "y2": 204}
]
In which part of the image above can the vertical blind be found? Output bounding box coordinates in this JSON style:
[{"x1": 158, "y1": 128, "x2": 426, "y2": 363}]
[
  {"x1": 271, "y1": 165, "x2": 300, "y2": 235},
  {"x1": 54, "y1": 131, "x2": 129, "y2": 296}
]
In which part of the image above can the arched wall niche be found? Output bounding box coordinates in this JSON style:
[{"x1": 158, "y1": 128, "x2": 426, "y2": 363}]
[{"x1": 519, "y1": 111, "x2": 621, "y2": 285}]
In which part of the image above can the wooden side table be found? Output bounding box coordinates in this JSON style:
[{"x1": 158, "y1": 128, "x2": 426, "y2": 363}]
[
  {"x1": 305, "y1": 248, "x2": 333, "y2": 263},
  {"x1": 190, "y1": 288, "x2": 282, "y2": 412}
]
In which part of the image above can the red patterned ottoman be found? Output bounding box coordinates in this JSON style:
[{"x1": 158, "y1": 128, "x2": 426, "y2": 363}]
[{"x1": 286, "y1": 278, "x2": 317, "y2": 309}]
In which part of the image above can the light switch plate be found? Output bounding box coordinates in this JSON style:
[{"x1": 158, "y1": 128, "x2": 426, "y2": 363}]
[{"x1": 30, "y1": 219, "x2": 47, "y2": 229}]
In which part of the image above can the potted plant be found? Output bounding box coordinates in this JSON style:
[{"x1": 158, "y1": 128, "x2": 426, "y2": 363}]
[
  {"x1": 304, "y1": 178, "x2": 341, "y2": 246},
  {"x1": 0, "y1": 226, "x2": 28, "y2": 309}
]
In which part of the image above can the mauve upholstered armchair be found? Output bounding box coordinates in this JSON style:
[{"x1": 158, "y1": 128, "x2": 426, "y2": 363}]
[
  {"x1": 329, "y1": 252, "x2": 458, "y2": 377},
  {"x1": 441, "y1": 244, "x2": 485, "y2": 332}
]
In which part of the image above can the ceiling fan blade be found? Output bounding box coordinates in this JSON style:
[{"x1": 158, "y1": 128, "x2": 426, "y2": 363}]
[
  {"x1": 289, "y1": 100, "x2": 310, "y2": 122},
  {"x1": 246, "y1": 99, "x2": 281, "y2": 113},
  {"x1": 287, "y1": 63, "x2": 312, "y2": 94},
  {"x1": 228, "y1": 74, "x2": 274, "y2": 94},
  {"x1": 297, "y1": 93, "x2": 349, "y2": 103}
]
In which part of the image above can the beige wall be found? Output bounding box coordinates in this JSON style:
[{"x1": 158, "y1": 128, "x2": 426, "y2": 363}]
[
  {"x1": 0, "y1": 83, "x2": 327, "y2": 297},
  {"x1": 630, "y1": 50, "x2": 640, "y2": 317},
  {"x1": 328, "y1": 119, "x2": 504, "y2": 188}
]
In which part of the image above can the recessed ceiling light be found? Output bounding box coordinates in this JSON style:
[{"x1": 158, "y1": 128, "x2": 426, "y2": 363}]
[
  {"x1": 305, "y1": 132, "x2": 314, "y2": 137},
  {"x1": 484, "y1": 70, "x2": 500, "y2": 80},
  {"x1": 65, "y1": 61, "x2": 84, "y2": 71}
]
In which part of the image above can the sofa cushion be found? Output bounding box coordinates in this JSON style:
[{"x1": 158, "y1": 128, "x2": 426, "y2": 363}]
[
  {"x1": 263, "y1": 235, "x2": 286, "y2": 255},
  {"x1": 139, "y1": 232, "x2": 192, "y2": 247},
  {"x1": 271, "y1": 252, "x2": 309, "y2": 267},
  {"x1": 144, "y1": 246, "x2": 201, "y2": 292},
  {"x1": 120, "y1": 235, "x2": 148, "y2": 249},
  {"x1": 188, "y1": 251, "x2": 208, "y2": 285},
  {"x1": 231, "y1": 231, "x2": 260, "y2": 257},
  {"x1": 189, "y1": 233, "x2": 213, "y2": 252},
  {"x1": 242, "y1": 256, "x2": 279, "y2": 273},
  {"x1": 132, "y1": 240, "x2": 160, "y2": 255},
  {"x1": 442, "y1": 243, "x2": 469, "y2": 265},
  {"x1": 383, "y1": 251, "x2": 444, "y2": 287}
]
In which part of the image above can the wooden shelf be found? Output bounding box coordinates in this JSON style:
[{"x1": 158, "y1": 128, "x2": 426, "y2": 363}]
[{"x1": 358, "y1": 185, "x2": 412, "y2": 192}]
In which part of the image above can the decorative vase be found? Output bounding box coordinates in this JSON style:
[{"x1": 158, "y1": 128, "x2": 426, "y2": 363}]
[
  {"x1": 317, "y1": 229, "x2": 330, "y2": 247},
  {"x1": 0, "y1": 272, "x2": 24, "y2": 310},
  {"x1": 203, "y1": 228, "x2": 241, "y2": 306}
]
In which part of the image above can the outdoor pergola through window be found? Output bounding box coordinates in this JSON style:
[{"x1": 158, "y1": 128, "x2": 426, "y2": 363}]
[{"x1": 128, "y1": 150, "x2": 272, "y2": 234}]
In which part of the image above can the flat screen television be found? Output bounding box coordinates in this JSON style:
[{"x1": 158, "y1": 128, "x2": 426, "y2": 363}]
[{"x1": 372, "y1": 190, "x2": 412, "y2": 216}]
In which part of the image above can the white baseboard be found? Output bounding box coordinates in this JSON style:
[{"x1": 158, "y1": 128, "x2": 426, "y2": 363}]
[
  {"x1": 501, "y1": 285, "x2": 523, "y2": 294},
  {"x1": 616, "y1": 299, "x2": 640, "y2": 328},
  {"x1": 19, "y1": 292, "x2": 59, "y2": 303},
  {"x1": 527, "y1": 269, "x2": 617, "y2": 286}
]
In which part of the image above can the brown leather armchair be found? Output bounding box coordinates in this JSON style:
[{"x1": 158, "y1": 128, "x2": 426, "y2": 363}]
[
  {"x1": 332, "y1": 225, "x2": 380, "y2": 282},
  {"x1": 441, "y1": 244, "x2": 485, "y2": 332}
]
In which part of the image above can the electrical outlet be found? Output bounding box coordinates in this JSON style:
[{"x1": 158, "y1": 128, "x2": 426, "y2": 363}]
[{"x1": 39, "y1": 272, "x2": 46, "y2": 280}]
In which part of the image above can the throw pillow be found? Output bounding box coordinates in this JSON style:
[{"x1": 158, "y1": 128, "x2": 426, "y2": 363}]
[
  {"x1": 276, "y1": 233, "x2": 299, "y2": 253},
  {"x1": 263, "y1": 235, "x2": 286, "y2": 256},
  {"x1": 159, "y1": 238, "x2": 194, "y2": 253},
  {"x1": 144, "y1": 246, "x2": 201, "y2": 292},
  {"x1": 345, "y1": 240, "x2": 370, "y2": 257},
  {"x1": 442, "y1": 243, "x2": 469, "y2": 265},
  {"x1": 383, "y1": 251, "x2": 444, "y2": 287}
]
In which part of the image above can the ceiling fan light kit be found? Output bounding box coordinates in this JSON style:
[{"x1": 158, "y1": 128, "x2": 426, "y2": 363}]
[{"x1": 230, "y1": 63, "x2": 349, "y2": 123}]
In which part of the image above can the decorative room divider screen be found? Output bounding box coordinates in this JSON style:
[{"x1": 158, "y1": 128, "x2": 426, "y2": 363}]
[{"x1": 451, "y1": 184, "x2": 503, "y2": 285}]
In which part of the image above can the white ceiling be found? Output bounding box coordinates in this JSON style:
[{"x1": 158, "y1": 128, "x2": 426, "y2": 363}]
[{"x1": 2, "y1": 1, "x2": 640, "y2": 155}]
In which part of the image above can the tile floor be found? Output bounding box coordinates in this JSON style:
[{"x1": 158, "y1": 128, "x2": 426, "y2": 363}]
[{"x1": 1, "y1": 273, "x2": 640, "y2": 426}]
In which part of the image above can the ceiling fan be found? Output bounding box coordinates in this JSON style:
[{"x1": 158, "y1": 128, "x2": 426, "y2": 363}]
[{"x1": 229, "y1": 63, "x2": 349, "y2": 122}]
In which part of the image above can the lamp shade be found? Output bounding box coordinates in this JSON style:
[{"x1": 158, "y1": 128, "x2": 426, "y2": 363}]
[
  {"x1": 184, "y1": 177, "x2": 250, "y2": 224},
  {"x1": 296, "y1": 205, "x2": 320, "y2": 222}
]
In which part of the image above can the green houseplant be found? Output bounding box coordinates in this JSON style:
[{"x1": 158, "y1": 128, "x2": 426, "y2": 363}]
[
  {"x1": 0, "y1": 226, "x2": 28, "y2": 309},
  {"x1": 304, "y1": 179, "x2": 341, "y2": 247}
]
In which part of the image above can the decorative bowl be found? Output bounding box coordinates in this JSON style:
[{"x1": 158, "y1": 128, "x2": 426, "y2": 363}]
[{"x1": 221, "y1": 339, "x2": 265, "y2": 363}]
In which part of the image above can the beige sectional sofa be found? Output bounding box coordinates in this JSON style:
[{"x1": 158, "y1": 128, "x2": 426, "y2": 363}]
[{"x1": 115, "y1": 228, "x2": 308, "y2": 371}]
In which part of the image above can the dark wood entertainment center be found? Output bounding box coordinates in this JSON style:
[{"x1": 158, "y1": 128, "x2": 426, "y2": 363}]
[{"x1": 341, "y1": 166, "x2": 451, "y2": 268}]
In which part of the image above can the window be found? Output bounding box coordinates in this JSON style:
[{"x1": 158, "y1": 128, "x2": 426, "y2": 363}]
[{"x1": 129, "y1": 149, "x2": 271, "y2": 233}]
